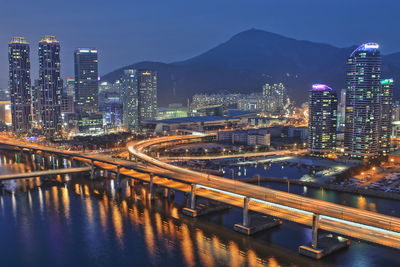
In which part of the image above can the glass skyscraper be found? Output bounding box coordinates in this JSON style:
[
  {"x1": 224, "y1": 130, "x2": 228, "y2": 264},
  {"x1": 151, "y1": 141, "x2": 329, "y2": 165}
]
[
  {"x1": 38, "y1": 35, "x2": 62, "y2": 136},
  {"x1": 8, "y1": 37, "x2": 32, "y2": 133},
  {"x1": 74, "y1": 48, "x2": 99, "y2": 114},
  {"x1": 308, "y1": 84, "x2": 337, "y2": 155},
  {"x1": 344, "y1": 43, "x2": 382, "y2": 159}
]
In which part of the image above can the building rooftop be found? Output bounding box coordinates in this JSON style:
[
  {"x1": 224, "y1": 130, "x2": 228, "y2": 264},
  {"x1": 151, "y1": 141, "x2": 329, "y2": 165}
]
[
  {"x1": 9, "y1": 37, "x2": 28, "y2": 44},
  {"x1": 147, "y1": 116, "x2": 237, "y2": 124},
  {"x1": 381, "y1": 79, "x2": 394, "y2": 85},
  {"x1": 351, "y1": 43, "x2": 379, "y2": 56},
  {"x1": 227, "y1": 109, "x2": 257, "y2": 117},
  {"x1": 312, "y1": 84, "x2": 332, "y2": 91}
]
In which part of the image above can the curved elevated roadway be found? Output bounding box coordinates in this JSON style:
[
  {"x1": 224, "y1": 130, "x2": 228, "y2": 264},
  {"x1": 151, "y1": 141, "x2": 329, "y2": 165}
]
[{"x1": 128, "y1": 135, "x2": 400, "y2": 249}]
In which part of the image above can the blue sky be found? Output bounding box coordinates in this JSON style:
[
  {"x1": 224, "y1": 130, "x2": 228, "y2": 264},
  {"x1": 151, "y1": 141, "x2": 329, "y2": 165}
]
[{"x1": 0, "y1": 0, "x2": 399, "y2": 87}]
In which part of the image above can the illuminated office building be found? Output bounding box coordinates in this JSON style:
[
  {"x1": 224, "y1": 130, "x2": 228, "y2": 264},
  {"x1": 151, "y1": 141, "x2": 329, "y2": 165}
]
[
  {"x1": 8, "y1": 37, "x2": 32, "y2": 133},
  {"x1": 308, "y1": 84, "x2": 337, "y2": 155},
  {"x1": 138, "y1": 70, "x2": 157, "y2": 124},
  {"x1": 74, "y1": 48, "x2": 99, "y2": 113}
]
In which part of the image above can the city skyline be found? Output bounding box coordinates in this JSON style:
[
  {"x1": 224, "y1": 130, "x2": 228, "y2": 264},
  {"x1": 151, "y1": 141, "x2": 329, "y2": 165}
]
[
  {"x1": 1, "y1": 0, "x2": 400, "y2": 89},
  {"x1": 0, "y1": 2, "x2": 400, "y2": 265}
]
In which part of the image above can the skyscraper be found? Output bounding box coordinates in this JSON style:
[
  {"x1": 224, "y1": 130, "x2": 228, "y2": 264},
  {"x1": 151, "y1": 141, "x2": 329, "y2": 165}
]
[
  {"x1": 308, "y1": 84, "x2": 338, "y2": 155},
  {"x1": 38, "y1": 35, "x2": 62, "y2": 136},
  {"x1": 379, "y1": 79, "x2": 394, "y2": 155},
  {"x1": 8, "y1": 37, "x2": 32, "y2": 133},
  {"x1": 121, "y1": 69, "x2": 139, "y2": 130},
  {"x1": 137, "y1": 70, "x2": 158, "y2": 124},
  {"x1": 74, "y1": 48, "x2": 99, "y2": 114},
  {"x1": 344, "y1": 43, "x2": 381, "y2": 159},
  {"x1": 121, "y1": 69, "x2": 157, "y2": 130}
]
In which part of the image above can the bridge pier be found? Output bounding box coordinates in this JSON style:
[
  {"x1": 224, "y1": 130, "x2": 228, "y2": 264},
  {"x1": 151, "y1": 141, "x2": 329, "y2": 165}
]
[
  {"x1": 90, "y1": 160, "x2": 95, "y2": 179},
  {"x1": 183, "y1": 184, "x2": 230, "y2": 217},
  {"x1": 299, "y1": 213, "x2": 350, "y2": 259},
  {"x1": 116, "y1": 165, "x2": 121, "y2": 180},
  {"x1": 148, "y1": 174, "x2": 154, "y2": 200},
  {"x1": 234, "y1": 197, "x2": 281, "y2": 235}
]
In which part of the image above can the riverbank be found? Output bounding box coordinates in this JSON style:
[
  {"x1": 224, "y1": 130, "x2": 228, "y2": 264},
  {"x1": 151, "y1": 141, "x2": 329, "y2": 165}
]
[{"x1": 239, "y1": 176, "x2": 400, "y2": 201}]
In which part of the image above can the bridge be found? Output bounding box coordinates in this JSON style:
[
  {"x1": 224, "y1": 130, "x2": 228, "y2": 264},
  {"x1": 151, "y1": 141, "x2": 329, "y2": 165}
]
[
  {"x1": 0, "y1": 167, "x2": 91, "y2": 181},
  {"x1": 0, "y1": 134, "x2": 399, "y2": 259}
]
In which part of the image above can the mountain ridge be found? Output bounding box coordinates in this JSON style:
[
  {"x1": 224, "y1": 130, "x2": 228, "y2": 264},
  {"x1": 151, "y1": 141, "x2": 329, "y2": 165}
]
[{"x1": 102, "y1": 29, "x2": 399, "y2": 106}]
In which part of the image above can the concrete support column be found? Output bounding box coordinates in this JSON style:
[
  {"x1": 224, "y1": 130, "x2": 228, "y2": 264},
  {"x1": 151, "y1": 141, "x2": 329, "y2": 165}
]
[
  {"x1": 90, "y1": 160, "x2": 95, "y2": 179},
  {"x1": 117, "y1": 165, "x2": 121, "y2": 180},
  {"x1": 243, "y1": 197, "x2": 250, "y2": 227},
  {"x1": 164, "y1": 188, "x2": 169, "y2": 198},
  {"x1": 312, "y1": 214, "x2": 320, "y2": 249},
  {"x1": 190, "y1": 184, "x2": 197, "y2": 209},
  {"x1": 149, "y1": 174, "x2": 154, "y2": 199}
]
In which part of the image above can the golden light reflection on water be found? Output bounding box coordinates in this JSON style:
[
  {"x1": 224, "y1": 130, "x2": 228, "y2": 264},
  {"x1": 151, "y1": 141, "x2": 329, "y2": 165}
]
[
  {"x1": 111, "y1": 200, "x2": 124, "y2": 248},
  {"x1": 0, "y1": 161, "x2": 307, "y2": 267},
  {"x1": 196, "y1": 229, "x2": 215, "y2": 267},
  {"x1": 61, "y1": 185, "x2": 70, "y2": 222},
  {"x1": 51, "y1": 186, "x2": 59, "y2": 211},
  {"x1": 181, "y1": 224, "x2": 195, "y2": 267},
  {"x1": 98, "y1": 198, "x2": 108, "y2": 233},
  {"x1": 267, "y1": 256, "x2": 280, "y2": 267},
  {"x1": 143, "y1": 208, "x2": 156, "y2": 259},
  {"x1": 229, "y1": 240, "x2": 245, "y2": 267},
  {"x1": 84, "y1": 195, "x2": 94, "y2": 225}
]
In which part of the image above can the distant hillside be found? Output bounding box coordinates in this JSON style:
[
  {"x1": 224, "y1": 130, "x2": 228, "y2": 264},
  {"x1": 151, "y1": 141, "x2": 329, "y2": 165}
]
[{"x1": 102, "y1": 29, "x2": 400, "y2": 106}]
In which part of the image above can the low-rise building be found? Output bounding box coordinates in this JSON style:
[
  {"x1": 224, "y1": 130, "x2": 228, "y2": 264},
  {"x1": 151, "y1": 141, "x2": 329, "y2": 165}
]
[
  {"x1": 287, "y1": 126, "x2": 308, "y2": 141},
  {"x1": 218, "y1": 129, "x2": 270, "y2": 146},
  {"x1": 145, "y1": 116, "x2": 241, "y2": 134},
  {"x1": 157, "y1": 107, "x2": 188, "y2": 120},
  {"x1": 0, "y1": 100, "x2": 11, "y2": 125}
]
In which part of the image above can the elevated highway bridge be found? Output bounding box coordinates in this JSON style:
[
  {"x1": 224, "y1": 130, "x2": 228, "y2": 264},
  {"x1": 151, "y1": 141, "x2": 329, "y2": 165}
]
[{"x1": 0, "y1": 134, "x2": 399, "y2": 258}]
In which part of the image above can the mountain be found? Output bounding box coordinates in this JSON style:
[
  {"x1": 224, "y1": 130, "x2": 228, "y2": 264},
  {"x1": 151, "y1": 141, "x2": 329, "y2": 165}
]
[{"x1": 102, "y1": 29, "x2": 400, "y2": 106}]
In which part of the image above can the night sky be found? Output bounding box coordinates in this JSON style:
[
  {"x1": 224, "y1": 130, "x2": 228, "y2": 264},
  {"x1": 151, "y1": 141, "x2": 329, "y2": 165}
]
[{"x1": 0, "y1": 0, "x2": 399, "y2": 88}]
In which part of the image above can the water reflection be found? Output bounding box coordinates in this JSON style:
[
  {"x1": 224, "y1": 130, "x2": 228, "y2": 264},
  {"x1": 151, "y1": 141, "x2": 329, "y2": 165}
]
[{"x1": 0, "y1": 151, "x2": 399, "y2": 266}]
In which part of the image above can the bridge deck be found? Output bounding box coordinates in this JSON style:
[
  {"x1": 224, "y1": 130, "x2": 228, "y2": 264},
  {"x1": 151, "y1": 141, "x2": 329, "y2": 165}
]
[{"x1": 0, "y1": 167, "x2": 91, "y2": 181}]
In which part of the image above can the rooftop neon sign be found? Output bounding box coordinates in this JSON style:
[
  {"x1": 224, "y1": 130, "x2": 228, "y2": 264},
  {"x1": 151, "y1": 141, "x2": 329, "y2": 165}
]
[{"x1": 312, "y1": 84, "x2": 332, "y2": 91}]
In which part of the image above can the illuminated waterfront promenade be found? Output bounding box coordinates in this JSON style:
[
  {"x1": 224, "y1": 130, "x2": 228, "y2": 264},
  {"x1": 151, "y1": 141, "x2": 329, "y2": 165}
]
[{"x1": 0, "y1": 135, "x2": 399, "y2": 253}]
